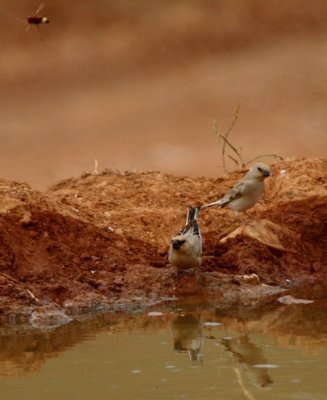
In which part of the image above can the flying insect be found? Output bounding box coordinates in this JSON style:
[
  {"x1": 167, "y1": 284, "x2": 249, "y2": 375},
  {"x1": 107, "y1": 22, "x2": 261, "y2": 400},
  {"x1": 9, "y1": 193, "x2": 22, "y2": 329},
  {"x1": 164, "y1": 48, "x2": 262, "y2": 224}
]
[{"x1": 26, "y1": 4, "x2": 49, "y2": 39}]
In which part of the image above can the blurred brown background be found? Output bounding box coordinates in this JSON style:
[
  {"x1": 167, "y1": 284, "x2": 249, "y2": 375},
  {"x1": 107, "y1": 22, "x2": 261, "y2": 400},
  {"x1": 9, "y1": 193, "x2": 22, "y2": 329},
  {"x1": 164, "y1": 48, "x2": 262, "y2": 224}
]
[{"x1": 1, "y1": 0, "x2": 327, "y2": 189}]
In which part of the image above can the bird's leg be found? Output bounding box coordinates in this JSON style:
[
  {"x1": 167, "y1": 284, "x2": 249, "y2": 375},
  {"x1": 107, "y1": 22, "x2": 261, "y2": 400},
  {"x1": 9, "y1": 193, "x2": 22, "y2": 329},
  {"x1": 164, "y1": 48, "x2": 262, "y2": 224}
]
[
  {"x1": 235, "y1": 210, "x2": 250, "y2": 225},
  {"x1": 234, "y1": 211, "x2": 240, "y2": 220},
  {"x1": 176, "y1": 269, "x2": 196, "y2": 281},
  {"x1": 218, "y1": 221, "x2": 240, "y2": 239},
  {"x1": 176, "y1": 270, "x2": 181, "y2": 281},
  {"x1": 217, "y1": 212, "x2": 242, "y2": 239},
  {"x1": 229, "y1": 210, "x2": 243, "y2": 228}
]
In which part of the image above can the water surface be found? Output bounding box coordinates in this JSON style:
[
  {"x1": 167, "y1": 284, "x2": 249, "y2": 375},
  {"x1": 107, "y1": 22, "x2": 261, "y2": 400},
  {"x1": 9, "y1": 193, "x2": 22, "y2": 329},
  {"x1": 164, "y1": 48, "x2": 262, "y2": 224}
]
[{"x1": 1, "y1": 298, "x2": 327, "y2": 400}]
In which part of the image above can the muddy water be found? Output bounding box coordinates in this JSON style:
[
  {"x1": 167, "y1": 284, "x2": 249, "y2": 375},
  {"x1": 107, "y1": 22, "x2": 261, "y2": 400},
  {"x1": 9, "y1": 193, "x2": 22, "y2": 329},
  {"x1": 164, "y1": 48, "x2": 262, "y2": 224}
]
[{"x1": 0, "y1": 298, "x2": 327, "y2": 400}]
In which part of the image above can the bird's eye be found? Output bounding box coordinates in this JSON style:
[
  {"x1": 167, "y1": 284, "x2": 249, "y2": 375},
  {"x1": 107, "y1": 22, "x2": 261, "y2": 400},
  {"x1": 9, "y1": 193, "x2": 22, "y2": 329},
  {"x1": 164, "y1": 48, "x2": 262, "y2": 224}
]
[{"x1": 257, "y1": 167, "x2": 262, "y2": 172}]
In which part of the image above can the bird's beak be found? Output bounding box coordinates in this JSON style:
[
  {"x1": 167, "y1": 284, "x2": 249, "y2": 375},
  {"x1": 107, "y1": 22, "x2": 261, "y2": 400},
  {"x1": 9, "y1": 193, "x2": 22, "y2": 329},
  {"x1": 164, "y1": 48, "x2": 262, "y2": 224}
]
[{"x1": 262, "y1": 170, "x2": 270, "y2": 177}]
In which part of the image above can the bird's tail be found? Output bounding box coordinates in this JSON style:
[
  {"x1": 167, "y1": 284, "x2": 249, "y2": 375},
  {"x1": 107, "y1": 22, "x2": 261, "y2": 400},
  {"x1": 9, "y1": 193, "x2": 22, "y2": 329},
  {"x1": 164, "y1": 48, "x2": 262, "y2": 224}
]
[
  {"x1": 185, "y1": 206, "x2": 200, "y2": 224},
  {"x1": 201, "y1": 198, "x2": 226, "y2": 209},
  {"x1": 182, "y1": 207, "x2": 201, "y2": 236}
]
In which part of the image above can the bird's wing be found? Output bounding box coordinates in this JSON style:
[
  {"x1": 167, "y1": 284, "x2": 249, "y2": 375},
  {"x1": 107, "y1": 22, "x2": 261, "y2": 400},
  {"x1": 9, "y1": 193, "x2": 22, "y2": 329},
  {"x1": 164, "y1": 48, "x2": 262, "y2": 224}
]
[{"x1": 219, "y1": 180, "x2": 252, "y2": 206}]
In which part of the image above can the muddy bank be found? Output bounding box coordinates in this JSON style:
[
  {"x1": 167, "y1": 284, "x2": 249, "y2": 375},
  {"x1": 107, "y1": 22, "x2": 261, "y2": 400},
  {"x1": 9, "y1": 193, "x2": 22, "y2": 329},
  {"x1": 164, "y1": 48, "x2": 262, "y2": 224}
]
[
  {"x1": 0, "y1": 157, "x2": 326, "y2": 325},
  {"x1": 1, "y1": 294, "x2": 327, "y2": 378}
]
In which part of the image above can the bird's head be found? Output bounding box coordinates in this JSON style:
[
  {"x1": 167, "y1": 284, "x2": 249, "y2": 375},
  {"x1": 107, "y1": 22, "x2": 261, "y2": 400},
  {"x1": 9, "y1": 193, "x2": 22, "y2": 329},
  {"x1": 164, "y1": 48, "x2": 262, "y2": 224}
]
[
  {"x1": 171, "y1": 239, "x2": 185, "y2": 250},
  {"x1": 248, "y1": 163, "x2": 271, "y2": 181}
]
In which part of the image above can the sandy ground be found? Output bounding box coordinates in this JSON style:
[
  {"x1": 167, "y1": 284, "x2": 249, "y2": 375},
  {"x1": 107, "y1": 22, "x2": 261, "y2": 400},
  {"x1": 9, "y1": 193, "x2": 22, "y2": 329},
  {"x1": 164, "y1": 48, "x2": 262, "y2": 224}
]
[{"x1": 0, "y1": 157, "x2": 325, "y2": 325}]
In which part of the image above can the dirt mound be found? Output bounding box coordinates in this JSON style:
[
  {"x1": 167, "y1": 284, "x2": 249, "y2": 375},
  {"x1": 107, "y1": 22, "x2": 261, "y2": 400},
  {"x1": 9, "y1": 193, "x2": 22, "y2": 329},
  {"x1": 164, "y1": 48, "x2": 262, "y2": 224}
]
[{"x1": 0, "y1": 157, "x2": 325, "y2": 323}]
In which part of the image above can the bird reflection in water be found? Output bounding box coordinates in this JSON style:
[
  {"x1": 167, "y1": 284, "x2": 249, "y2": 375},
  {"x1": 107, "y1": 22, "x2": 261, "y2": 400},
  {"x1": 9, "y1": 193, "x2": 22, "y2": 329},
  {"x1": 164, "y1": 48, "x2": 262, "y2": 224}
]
[
  {"x1": 171, "y1": 314, "x2": 203, "y2": 364},
  {"x1": 220, "y1": 335, "x2": 273, "y2": 388}
]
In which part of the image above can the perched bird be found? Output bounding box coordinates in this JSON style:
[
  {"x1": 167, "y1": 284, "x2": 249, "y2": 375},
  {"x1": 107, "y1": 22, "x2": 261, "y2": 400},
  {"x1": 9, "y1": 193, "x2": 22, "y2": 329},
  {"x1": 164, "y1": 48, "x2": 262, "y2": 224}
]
[
  {"x1": 202, "y1": 163, "x2": 270, "y2": 213},
  {"x1": 168, "y1": 207, "x2": 202, "y2": 274}
]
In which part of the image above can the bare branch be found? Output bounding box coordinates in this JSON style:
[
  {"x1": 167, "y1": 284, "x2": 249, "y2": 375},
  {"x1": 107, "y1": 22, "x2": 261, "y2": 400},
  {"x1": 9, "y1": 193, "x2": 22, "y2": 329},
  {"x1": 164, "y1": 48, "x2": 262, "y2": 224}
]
[
  {"x1": 247, "y1": 153, "x2": 284, "y2": 164},
  {"x1": 225, "y1": 102, "x2": 241, "y2": 142},
  {"x1": 213, "y1": 102, "x2": 282, "y2": 173},
  {"x1": 214, "y1": 102, "x2": 243, "y2": 172},
  {"x1": 227, "y1": 154, "x2": 240, "y2": 166},
  {"x1": 219, "y1": 134, "x2": 245, "y2": 168}
]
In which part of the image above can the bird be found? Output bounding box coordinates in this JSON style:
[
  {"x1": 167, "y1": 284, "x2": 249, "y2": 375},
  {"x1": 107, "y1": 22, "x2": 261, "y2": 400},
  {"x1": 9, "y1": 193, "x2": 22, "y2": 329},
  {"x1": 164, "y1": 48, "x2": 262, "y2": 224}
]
[
  {"x1": 168, "y1": 207, "x2": 202, "y2": 275},
  {"x1": 201, "y1": 163, "x2": 270, "y2": 214}
]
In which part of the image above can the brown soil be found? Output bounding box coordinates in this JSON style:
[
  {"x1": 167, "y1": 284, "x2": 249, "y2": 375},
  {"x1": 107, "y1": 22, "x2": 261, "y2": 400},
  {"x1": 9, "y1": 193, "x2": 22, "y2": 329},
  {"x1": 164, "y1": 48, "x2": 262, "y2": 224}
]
[{"x1": 0, "y1": 157, "x2": 325, "y2": 324}]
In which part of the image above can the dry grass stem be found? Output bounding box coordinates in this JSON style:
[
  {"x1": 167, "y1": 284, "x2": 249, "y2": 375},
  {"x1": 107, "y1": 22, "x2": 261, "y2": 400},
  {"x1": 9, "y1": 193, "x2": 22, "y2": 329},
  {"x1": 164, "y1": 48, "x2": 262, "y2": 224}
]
[{"x1": 214, "y1": 103, "x2": 283, "y2": 172}]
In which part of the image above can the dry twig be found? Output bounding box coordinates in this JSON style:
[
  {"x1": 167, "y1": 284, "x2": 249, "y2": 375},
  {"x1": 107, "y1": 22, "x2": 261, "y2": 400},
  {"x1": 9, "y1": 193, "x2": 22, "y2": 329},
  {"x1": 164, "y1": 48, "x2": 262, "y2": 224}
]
[
  {"x1": 214, "y1": 103, "x2": 283, "y2": 171},
  {"x1": 214, "y1": 102, "x2": 244, "y2": 171}
]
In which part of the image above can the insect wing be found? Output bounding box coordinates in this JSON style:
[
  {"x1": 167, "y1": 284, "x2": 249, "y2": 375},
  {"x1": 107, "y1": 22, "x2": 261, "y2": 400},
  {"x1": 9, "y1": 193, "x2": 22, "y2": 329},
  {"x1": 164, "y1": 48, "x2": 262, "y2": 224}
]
[{"x1": 35, "y1": 3, "x2": 45, "y2": 16}]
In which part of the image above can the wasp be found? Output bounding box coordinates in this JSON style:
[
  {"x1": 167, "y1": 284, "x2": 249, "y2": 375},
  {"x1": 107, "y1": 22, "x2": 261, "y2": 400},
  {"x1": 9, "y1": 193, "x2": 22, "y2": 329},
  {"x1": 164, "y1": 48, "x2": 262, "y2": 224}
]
[{"x1": 26, "y1": 4, "x2": 49, "y2": 39}]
